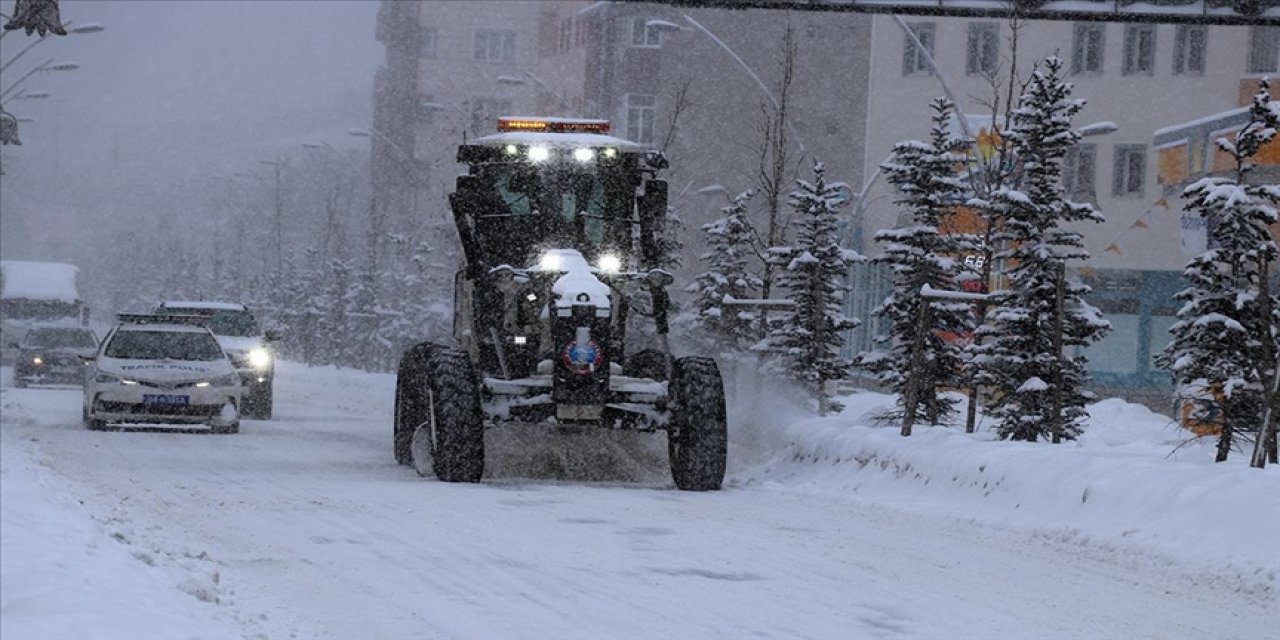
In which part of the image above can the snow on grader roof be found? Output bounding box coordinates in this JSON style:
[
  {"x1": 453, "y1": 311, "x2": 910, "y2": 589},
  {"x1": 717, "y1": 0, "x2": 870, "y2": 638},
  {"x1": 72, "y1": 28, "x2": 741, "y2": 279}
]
[
  {"x1": 0, "y1": 261, "x2": 80, "y2": 302},
  {"x1": 471, "y1": 117, "x2": 644, "y2": 151}
]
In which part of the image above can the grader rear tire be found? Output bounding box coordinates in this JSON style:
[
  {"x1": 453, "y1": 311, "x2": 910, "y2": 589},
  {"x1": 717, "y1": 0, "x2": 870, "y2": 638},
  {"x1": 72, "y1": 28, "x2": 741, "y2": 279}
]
[
  {"x1": 396, "y1": 343, "x2": 484, "y2": 482},
  {"x1": 667, "y1": 357, "x2": 727, "y2": 491}
]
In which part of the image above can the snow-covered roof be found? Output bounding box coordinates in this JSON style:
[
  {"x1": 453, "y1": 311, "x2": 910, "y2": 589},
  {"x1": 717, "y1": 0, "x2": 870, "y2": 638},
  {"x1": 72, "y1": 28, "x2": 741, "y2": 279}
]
[
  {"x1": 115, "y1": 323, "x2": 209, "y2": 334},
  {"x1": 471, "y1": 130, "x2": 643, "y2": 152},
  {"x1": 0, "y1": 261, "x2": 80, "y2": 302},
  {"x1": 1153, "y1": 101, "x2": 1280, "y2": 147},
  {"x1": 158, "y1": 300, "x2": 247, "y2": 311}
]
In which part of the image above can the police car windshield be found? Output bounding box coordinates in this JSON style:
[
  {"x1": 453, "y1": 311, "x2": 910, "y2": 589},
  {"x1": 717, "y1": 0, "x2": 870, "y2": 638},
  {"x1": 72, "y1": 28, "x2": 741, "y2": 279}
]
[
  {"x1": 165, "y1": 309, "x2": 261, "y2": 337},
  {"x1": 104, "y1": 330, "x2": 224, "y2": 361},
  {"x1": 24, "y1": 328, "x2": 97, "y2": 349}
]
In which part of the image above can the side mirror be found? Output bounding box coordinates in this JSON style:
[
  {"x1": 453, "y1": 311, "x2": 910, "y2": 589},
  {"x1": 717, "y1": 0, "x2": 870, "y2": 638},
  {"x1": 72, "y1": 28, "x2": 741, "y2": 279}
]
[
  {"x1": 264, "y1": 330, "x2": 283, "y2": 342},
  {"x1": 637, "y1": 179, "x2": 669, "y2": 269},
  {"x1": 80, "y1": 355, "x2": 96, "y2": 364}
]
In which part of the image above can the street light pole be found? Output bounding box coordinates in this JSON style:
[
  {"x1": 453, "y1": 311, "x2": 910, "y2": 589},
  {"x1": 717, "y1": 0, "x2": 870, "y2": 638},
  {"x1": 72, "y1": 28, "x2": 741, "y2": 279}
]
[
  {"x1": 0, "y1": 22, "x2": 101, "y2": 73},
  {"x1": 0, "y1": 88, "x2": 50, "y2": 107},
  {"x1": 349, "y1": 127, "x2": 422, "y2": 258},
  {"x1": 0, "y1": 58, "x2": 78, "y2": 100},
  {"x1": 260, "y1": 159, "x2": 285, "y2": 276}
]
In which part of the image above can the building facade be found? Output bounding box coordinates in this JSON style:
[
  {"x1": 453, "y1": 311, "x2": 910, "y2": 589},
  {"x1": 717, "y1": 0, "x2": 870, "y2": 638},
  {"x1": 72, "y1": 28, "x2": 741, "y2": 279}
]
[{"x1": 852, "y1": 18, "x2": 1277, "y2": 400}]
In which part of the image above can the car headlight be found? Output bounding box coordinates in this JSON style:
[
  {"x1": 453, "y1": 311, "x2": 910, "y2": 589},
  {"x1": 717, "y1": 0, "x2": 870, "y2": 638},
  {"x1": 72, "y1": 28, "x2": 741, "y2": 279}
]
[
  {"x1": 95, "y1": 372, "x2": 136, "y2": 385},
  {"x1": 597, "y1": 253, "x2": 622, "y2": 273},
  {"x1": 32, "y1": 356, "x2": 43, "y2": 365},
  {"x1": 201, "y1": 373, "x2": 241, "y2": 388},
  {"x1": 247, "y1": 348, "x2": 271, "y2": 369},
  {"x1": 527, "y1": 145, "x2": 550, "y2": 163}
]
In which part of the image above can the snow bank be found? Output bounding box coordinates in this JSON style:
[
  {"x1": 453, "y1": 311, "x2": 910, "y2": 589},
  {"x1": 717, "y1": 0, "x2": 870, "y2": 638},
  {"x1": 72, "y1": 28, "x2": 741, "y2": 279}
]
[
  {"x1": 746, "y1": 392, "x2": 1280, "y2": 589},
  {"x1": 0, "y1": 431, "x2": 239, "y2": 639}
]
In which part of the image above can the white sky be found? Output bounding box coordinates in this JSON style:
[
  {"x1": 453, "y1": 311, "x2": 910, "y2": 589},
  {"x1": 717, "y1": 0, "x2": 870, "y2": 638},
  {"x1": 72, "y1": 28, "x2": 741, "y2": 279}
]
[{"x1": 0, "y1": 0, "x2": 381, "y2": 248}]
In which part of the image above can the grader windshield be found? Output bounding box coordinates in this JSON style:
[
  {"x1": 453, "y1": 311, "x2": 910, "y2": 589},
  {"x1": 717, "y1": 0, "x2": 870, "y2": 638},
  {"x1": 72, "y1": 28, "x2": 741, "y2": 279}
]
[{"x1": 452, "y1": 118, "x2": 651, "y2": 269}]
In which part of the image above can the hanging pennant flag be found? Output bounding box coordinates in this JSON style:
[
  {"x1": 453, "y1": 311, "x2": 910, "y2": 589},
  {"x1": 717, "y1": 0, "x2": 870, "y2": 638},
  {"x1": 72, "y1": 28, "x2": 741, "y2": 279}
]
[
  {"x1": 1131, "y1": 219, "x2": 1149, "y2": 229},
  {"x1": 1105, "y1": 243, "x2": 1122, "y2": 255},
  {"x1": 1154, "y1": 197, "x2": 1169, "y2": 208}
]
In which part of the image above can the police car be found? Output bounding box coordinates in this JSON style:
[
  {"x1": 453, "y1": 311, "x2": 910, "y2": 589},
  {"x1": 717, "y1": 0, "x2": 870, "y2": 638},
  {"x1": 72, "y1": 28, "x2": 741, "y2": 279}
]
[{"x1": 83, "y1": 314, "x2": 242, "y2": 433}]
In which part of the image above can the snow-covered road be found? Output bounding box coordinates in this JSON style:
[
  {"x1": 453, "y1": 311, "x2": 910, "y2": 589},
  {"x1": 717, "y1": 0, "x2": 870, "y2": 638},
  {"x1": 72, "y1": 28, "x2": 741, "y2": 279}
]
[{"x1": 2, "y1": 363, "x2": 1274, "y2": 640}]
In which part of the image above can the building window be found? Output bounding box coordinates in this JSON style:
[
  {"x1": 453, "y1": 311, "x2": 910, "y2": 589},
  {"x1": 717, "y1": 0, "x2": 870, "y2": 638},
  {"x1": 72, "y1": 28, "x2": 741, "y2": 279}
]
[
  {"x1": 1072, "y1": 23, "x2": 1105, "y2": 75},
  {"x1": 1062, "y1": 143, "x2": 1097, "y2": 200},
  {"x1": 966, "y1": 22, "x2": 1000, "y2": 76},
  {"x1": 1113, "y1": 145, "x2": 1147, "y2": 198},
  {"x1": 625, "y1": 94, "x2": 655, "y2": 145},
  {"x1": 1248, "y1": 26, "x2": 1279, "y2": 73},
  {"x1": 902, "y1": 22, "x2": 935, "y2": 76},
  {"x1": 560, "y1": 19, "x2": 569, "y2": 53},
  {"x1": 1122, "y1": 25, "x2": 1156, "y2": 76},
  {"x1": 630, "y1": 17, "x2": 662, "y2": 48},
  {"x1": 474, "y1": 30, "x2": 516, "y2": 63},
  {"x1": 420, "y1": 26, "x2": 437, "y2": 60},
  {"x1": 1173, "y1": 25, "x2": 1206, "y2": 76}
]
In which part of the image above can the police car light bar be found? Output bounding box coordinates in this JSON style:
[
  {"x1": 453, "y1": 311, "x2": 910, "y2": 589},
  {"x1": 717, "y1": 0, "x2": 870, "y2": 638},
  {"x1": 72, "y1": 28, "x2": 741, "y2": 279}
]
[
  {"x1": 497, "y1": 118, "x2": 610, "y2": 134},
  {"x1": 116, "y1": 313, "x2": 210, "y2": 327}
]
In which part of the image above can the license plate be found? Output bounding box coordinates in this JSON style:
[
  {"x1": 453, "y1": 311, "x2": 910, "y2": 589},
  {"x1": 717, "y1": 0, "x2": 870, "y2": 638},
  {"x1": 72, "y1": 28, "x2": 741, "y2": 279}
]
[{"x1": 142, "y1": 394, "x2": 189, "y2": 406}]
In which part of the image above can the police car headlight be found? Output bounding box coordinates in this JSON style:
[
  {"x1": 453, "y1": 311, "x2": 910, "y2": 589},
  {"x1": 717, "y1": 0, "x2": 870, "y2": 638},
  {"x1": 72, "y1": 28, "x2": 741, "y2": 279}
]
[
  {"x1": 32, "y1": 356, "x2": 43, "y2": 365},
  {"x1": 247, "y1": 348, "x2": 272, "y2": 369},
  {"x1": 597, "y1": 253, "x2": 622, "y2": 273},
  {"x1": 527, "y1": 146, "x2": 550, "y2": 163},
  {"x1": 95, "y1": 372, "x2": 135, "y2": 385},
  {"x1": 573, "y1": 147, "x2": 595, "y2": 163}
]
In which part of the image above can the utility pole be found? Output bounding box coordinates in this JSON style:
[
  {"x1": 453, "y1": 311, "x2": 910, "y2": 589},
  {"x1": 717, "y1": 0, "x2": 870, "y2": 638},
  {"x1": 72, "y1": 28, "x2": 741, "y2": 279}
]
[{"x1": 261, "y1": 159, "x2": 285, "y2": 277}]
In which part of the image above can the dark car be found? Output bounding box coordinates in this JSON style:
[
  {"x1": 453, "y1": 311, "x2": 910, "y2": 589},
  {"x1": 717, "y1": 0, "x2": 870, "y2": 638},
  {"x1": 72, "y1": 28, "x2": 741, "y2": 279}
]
[{"x1": 12, "y1": 325, "x2": 99, "y2": 387}]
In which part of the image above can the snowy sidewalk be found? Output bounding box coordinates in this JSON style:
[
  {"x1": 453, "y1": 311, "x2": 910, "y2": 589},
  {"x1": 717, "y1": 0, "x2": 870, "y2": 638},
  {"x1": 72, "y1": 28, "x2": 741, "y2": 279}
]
[{"x1": 741, "y1": 392, "x2": 1280, "y2": 590}]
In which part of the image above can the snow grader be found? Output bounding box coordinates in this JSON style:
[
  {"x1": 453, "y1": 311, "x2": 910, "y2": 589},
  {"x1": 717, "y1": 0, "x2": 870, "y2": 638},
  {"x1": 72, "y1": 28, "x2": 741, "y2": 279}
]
[{"x1": 393, "y1": 117, "x2": 727, "y2": 490}]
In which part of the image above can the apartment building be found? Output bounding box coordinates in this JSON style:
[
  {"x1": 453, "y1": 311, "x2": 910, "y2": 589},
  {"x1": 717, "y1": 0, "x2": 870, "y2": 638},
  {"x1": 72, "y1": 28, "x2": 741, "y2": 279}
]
[
  {"x1": 853, "y1": 18, "x2": 1275, "y2": 397},
  {"x1": 373, "y1": 1, "x2": 873, "y2": 282},
  {"x1": 372, "y1": 1, "x2": 544, "y2": 266}
]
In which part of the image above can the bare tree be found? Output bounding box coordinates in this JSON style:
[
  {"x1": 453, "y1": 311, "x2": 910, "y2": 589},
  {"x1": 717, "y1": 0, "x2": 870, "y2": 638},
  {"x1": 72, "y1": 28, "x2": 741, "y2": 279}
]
[{"x1": 752, "y1": 22, "x2": 804, "y2": 341}]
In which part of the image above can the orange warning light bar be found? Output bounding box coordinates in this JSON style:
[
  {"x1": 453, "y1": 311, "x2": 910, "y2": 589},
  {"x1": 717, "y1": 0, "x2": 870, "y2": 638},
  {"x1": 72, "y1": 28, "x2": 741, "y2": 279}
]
[{"x1": 497, "y1": 118, "x2": 610, "y2": 134}]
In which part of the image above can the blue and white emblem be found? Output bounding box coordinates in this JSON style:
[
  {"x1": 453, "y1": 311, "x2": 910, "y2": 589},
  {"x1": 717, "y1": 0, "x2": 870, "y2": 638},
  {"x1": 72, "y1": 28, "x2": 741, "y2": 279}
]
[{"x1": 561, "y1": 340, "x2": 602, "y2": 375}]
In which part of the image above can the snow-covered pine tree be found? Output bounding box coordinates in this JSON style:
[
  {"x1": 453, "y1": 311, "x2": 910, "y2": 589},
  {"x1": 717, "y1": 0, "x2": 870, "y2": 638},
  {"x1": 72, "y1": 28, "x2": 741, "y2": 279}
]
[
  {"x1": 967, "y1": 56, "x2": 1110, "y2": 442},
  {"x1": 769, "y1": 161, "x2": 862, "y2": 414},
  {"x1": 687, "y1": 189, "x2": 763, "y2": 354},
  {"x1": 1156, "y1": 79, "x2": 1280, "y2": 464},
  {"x1": 860, "y1": 97, "x2": 978, "y2": 426}
]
